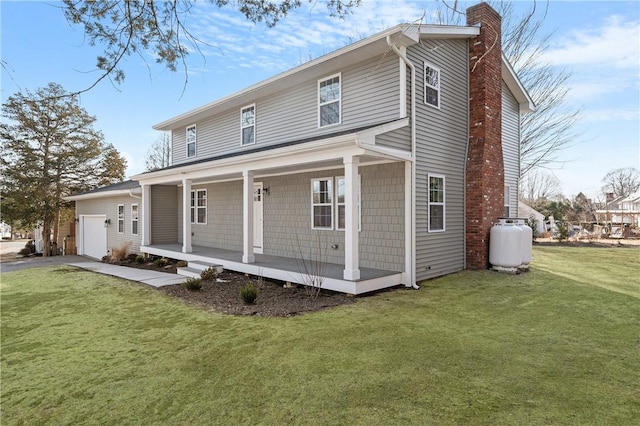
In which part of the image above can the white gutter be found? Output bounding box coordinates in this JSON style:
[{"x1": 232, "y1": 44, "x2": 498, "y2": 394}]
[{"x1": 387, "y1": 36, "x2": 419, "y2": 290}]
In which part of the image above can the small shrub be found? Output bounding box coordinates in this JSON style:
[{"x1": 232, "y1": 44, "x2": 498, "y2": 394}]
[
  {"x1": 556, "y1": 222, "x2": 569, "y2": 242},
  {"x1": 184, "y1": 277, "x2": 203, "y2": 291},
  {"x1": 200, "y1": 267, "x2": 218, "y2": 281},
  {"x1": 135, "y1": 255, "x2": 145, "y2": 264},
  {"x1": 154, "y1": 257, "x2": 167, "y2": 267},
  {"x1": 176, "y1": 260, "x2": 187, "y2": 268},
  {"x1": 240, "y1": 283, "x2": 258, "y2": 304}
]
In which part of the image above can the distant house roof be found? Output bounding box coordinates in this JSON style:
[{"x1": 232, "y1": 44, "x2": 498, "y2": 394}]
[{"x1": 64, "y1": 180, "x2": 140, "y2": 201}]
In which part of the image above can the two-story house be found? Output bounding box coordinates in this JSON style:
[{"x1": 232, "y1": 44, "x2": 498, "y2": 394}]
[{"x1": 67, "y1": 3, "x2": 534, "y2": 294}]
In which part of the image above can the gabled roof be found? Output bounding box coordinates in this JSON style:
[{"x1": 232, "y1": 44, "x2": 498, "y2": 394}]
[{"x1": 64, "y1": 180, "x2": 140, "y2": 201}]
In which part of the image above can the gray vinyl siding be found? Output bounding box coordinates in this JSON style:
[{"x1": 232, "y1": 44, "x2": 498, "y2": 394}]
[
  {"x1": 502, "y1": 81, "x2": 520, "y2": 217},
  {"x1": 171, "y1": 55, "x2": 401, "y2": 165},
  {"x1": 172, "y1": 163, "x2": 404, "y2": 272},
  {"x1": 151, "y1": 185, "x2": 178, "y2": 244},
  {"x1": 376, "y1": 126, "x2": 411, "y2": 151},
  {"x1": 409, "y1": 39, "x2": 469, "y2": 281},
  {"x1": 76, "y1": 195, "x2": 142, "y2": 254}
]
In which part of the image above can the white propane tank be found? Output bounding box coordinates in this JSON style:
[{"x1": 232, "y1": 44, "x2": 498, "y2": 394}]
[
  {"x1": 516, "y1": 218, "x2": 533, "y2": 270},
  {"x1": 489, "y1": 218, "x2": 523, "y2": 272}
]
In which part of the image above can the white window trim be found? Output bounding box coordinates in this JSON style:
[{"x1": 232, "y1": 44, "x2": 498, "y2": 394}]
[
  {"x1": 504, "y1": 185, "x2": 511, "y2": 218},
  {"x1": 311, "y1": 177, "x2": 334, "y2": 230},
  {"x1": 117, "y1": 204, "x2": 125, "y2": 234},
  {"x1": 240, "y1": 104, "x2": 256, "y2": 146},
  {"x1": 186, "y1": 124, "x2": 196, "y2": 158},
  {"x1": 318, "y1": 73, "x2": 342, "y2": 128},
  {"x1": 424, "y1": 62, "x2": 441, "y2": 109},
  {"x1": 190, "y1": 189, "x2": 207, "y2": 225},
  {"x1": 131, "y1": 204, "x2": 139, "y2": 236},
  {"x1": 428, "y1": 173, "x2": 446, "y2": 233},
  {"x1": 336, "y1": 175, "x2": 361, "y2": 232}
]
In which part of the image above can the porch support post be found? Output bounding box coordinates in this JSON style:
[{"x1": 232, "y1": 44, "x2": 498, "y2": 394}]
[
  {"x1": 242, "y1": 170, "x2": 255, "y2": 263},
  {"x1": 141, "y1": 184, "x2": 151, "y2": 246},
  {"x1": 182, "y1": 179, "x2": 192, "y2": 253},
  {"x1": 343, "y1": 155, "x2": 360, "y2": 280}
]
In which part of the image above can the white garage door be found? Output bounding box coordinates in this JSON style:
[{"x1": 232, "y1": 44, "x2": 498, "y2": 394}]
[{"x1": 81, "y1": 216, "x2": 107, "y2": 260}]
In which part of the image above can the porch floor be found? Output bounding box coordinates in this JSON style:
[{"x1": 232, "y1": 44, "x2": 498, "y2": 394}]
[{"x1": 141, "y1": 244, "x2": 405, "y2": 295}]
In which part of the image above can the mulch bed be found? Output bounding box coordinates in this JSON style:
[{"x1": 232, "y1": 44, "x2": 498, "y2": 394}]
[
  {"x1": 106, "y1": 255, "x2": 356, "y2": 317},
  {"x1": 159, "y1": 271, "x2": 356, "y2": 317}
]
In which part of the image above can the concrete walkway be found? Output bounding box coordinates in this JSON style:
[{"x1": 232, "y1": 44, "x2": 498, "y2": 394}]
[
  {"x1": 67, "y1": 261, "x2": 187, "y2": 288},
  {"x1": 1, "y1": 255, "x2": 186, "y2": 288}
]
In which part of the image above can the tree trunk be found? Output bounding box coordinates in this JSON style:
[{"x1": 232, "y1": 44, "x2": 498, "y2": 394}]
[{"x1": 41, "y1": 220, "x2": 51, "y2": 257}]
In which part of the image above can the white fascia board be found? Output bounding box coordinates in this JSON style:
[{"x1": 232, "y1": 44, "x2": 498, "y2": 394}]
[
  {"x1": 419, "y1": 25, "x2": 480, "y2": 39},
  {"x1": 502, "y1": 53, "x2": 536, "y2": 113},
  {"x1": 64, "y1": 190, "x2": 133, "y2": 202}
]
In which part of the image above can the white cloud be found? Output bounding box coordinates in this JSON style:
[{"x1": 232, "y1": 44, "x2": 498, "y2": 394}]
[{"x1": 541, "y1": 15, "x2": 640, "y2": 69}]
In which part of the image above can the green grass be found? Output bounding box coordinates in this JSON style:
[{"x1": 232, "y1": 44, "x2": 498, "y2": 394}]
[{"x1": 2, "y1": 246, "x2": 639, "y2": 425}]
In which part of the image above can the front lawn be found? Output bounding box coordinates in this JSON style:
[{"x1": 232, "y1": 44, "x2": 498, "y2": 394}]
[{"x1": 2, "y1": 246, "x2": 638, "y2": 424}]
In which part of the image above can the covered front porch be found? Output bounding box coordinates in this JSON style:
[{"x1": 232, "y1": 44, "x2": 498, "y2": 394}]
[{"x1": 142, "y1": 243, "x2": 404, "y2": 295}]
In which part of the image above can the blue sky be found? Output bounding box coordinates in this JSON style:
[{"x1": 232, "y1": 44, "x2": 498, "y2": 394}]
[{"x1": 1, "y1": 0, "x2": 638, "y2": 199}]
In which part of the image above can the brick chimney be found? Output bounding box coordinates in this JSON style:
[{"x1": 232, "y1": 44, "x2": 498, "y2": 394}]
[{"x1": 465, "y1": 3, "x2": 504, "y2": 269}]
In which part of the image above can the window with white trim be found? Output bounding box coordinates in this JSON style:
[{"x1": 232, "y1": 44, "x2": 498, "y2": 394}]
[
  {"x1": 318, "y1": 74, "x2": 341, "y2": 127},
  {"x1": 117, "y1": 204, "x2": 125, "y2": 234},
  {"x1": 424, "y1": 62, "x2": 440, "y2": 108},
  {"x1": 336, "y1": 176, "x2": 361, "y2": 231},
  {"x1": 131, "y1": 204, "x2": 139, "y2": 235},
  {"x1": 312, "y1": 178, "x2": 333, "y2": 229},
  {"x1": 186, "y1": 124, "x2": 196, "y2": 158},
  {"x1": 504, "y1": 186, "x2": 511, "y2": 217},
  {"x1": 190, "y1": 189, "x2": 207, "y2": 224},
  {"x1": 428, "y1": 174, "x2": 445, "y2": 232},
  {"x1": 241, "y1": 105, "x2": 255, "y2": 146}
]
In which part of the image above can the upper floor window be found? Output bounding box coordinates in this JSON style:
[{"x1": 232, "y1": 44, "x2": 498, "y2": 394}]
[
  {"x1": 186, "y1": 125, "x2": 196, "y2": 158},
  {"x1": 190, "y1": 189, "x2": 207, "y2": 224},
  {"x1": 241, "y1": 105, "x2": 255, "y2": 146},
  {"x1": 131, "y1": 204, "x2": 139, "y2": 235},
  {"x1": 428, "y1": 174, "x2": 445, "y2": 232},
  {"x1": 117, "y1": 204, "x2": 125, "y2": 234},
  {"x1": 318, "y1": 74, "x2": 341, "y2": 127},
  {"x1": 424, "y1": 62, "x2": 440, "y2": 108}
]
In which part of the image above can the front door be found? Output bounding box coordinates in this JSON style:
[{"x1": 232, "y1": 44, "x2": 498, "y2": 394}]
[{"x1": 253, "y1": 183, "x2": 264, "y2": 254}]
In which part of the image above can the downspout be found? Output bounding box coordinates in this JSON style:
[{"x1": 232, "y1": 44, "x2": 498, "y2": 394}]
[
  {"x1": 387, "y1": 36, "x2": 419, "y2": 290},
  {"x1": 129, "y1": 189, "x2": 142, "y2": 199}
]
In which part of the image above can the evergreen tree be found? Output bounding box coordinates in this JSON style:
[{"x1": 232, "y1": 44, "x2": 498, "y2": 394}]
[{"x1": 0, "y1": 82, "x2": 127, "y2": 255}]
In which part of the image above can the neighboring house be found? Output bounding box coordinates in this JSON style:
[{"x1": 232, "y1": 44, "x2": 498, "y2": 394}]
[
  {"x1": 66, "y1": 4, "x2": 534, "y2": 294},
  {"x1": 518, "y1": 201, "x2": 545, "y2": 235},
  {"x1": 595, "y1": 191, "x2": 640, "y2": 227}
]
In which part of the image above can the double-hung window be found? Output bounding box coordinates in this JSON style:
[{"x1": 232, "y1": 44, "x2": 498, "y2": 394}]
[
  {"x1": 312, "y1": 178, "x2": 333, "y2": 229},
  {"x1": 241, "y1": 105, "x2": 255, "y2": 145},
  {"x1": 318, "y1": 74, "x2": 341, "y2": 127},
  {"x1": 186, "y1": 124, "x2": 196, "y2": 158},
  {"x1": 424, "y1": 62, "x2": 441, "y2": 108},
  {"x1": 117, "y1": 204, "x2": 125, "y2": 234},
  {"x1": 428, "y1": 174, "x2": 445, "y2": 232},
  {"x1": 190, "y1": 189, "x2": 207, "y2": 224},
  {"x1": 131, "y1": 204, "x2": 139, "y2": 235},
  {"x1": 312, "y1": 176, "x2": 360, "y2": 230}
]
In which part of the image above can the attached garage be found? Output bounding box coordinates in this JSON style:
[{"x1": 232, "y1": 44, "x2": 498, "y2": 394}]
[
  {"x1": 65, "y1": 180, "x2": 143, "y2": 259},
  {"x1": 79, "y1": 215, "x2": 107, "y2": 259}
]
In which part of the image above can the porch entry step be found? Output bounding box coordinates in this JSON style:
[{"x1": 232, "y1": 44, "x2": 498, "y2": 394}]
[
  {"x1": 188, "y1": 261, "x2": 224, "y2": 274},
  {"x1": 176, "y1": 267, "x2": 204, "y2": 279}
]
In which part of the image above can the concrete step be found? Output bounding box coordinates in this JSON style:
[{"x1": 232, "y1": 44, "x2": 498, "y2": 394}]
[
  {"x1": 188, "y1": 261, "x2": 223, "y2": 274},
  {"x1": 176, "y1": 266, "x2": 203, "y2": 279}
]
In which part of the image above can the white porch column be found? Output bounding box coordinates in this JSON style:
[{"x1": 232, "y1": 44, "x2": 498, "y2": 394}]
[
  {"x1": 343, "y1": 155, "x2": 360, "y2": 280},
  {"x1": 242, "y1": 170, "x2": 255, "y2": 263},
  {"x1": 182, "y1": 179, "x2": 192, "y2": 253},
  {"x1": 141, "y1": 184, "x2": 152, "y2": 246},
  {"x1": 404, "y1": 160, "x2": 414, "y2": 286}
]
